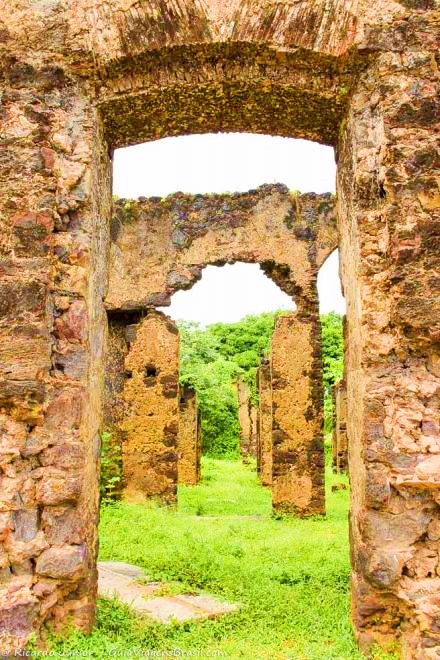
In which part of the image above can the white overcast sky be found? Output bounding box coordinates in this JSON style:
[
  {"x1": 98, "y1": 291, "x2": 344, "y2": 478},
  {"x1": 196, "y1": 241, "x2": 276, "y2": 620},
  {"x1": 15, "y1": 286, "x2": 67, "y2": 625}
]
[{"x1": 113, "y1": 134, "x2": 345, "y2": 326}]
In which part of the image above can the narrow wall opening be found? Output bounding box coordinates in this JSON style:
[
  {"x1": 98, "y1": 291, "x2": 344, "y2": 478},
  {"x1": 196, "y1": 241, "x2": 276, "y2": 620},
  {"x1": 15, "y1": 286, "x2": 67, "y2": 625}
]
[
  {"x1": 97, "y1": 132, "x2": 353, "y2": 655},
  {"x1": 164, "y1": 261, "x2": 294, "y2": 515}
]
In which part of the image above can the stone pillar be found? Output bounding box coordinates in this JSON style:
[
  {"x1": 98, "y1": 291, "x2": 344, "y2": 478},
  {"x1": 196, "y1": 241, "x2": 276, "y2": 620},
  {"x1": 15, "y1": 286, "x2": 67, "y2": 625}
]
[
  {"x1": 0, "y1": 47, "x2": 111, "y2": 651},
  {"x1": 121, "y1": 310, "x2": 179, "y2": 504},
  {"x1": 250, "y1": 405, "x2": 258, "y2": 459},
  {"x1": 338, "y1": 51, "x2": 440, "y2": 655},
  {"x1": 237, "y1": 380, "x2": 252, "y2": 459},
  {"x1": 257, "y1": 360, "x2": 273, "y2": 487},
  {"x1": 333, "y1": 380, "x2": 348, "y2": 473},
  {"x1": 271, "y1": 313, "x2": 325, "y2": 516},
  {"x1": 331, "y1": 383, "x2": 338, "y2": 470},
  {"x1": 178, "y1": 386, "x2": 201, "y2": 486}
]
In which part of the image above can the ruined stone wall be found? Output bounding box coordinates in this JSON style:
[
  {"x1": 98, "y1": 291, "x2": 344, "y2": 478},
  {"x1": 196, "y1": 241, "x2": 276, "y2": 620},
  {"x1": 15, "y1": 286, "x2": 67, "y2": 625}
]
[
  {"x1": 337, "y1": 25, "x2": 440, "y2": 654},
  {"x1": 271, "y1": 313, "x2": 325, "y2": 516},
  {"x1": 250, "y1": 406, "x2": 258, "y2": 460},
  {"x1": 2, "y1": 0, "x2": 438, "y2": 654},
  {"x1": 113, "y1": 311, "x2": 180, "y2": 504},
  {"x1": 107, "y1": 187, "x2": 337, "y2": 313},
  {"x1": 257, "y1": 360, "x2": 273, "y2": 488},
  {"x1": 0, "y1": 11, "x2": 111, "y2": 650},
  {"x1": 178, "y1": 386, "x2": 201, "y2": 486},
  {"x1": 237, "y1": 380, "x2": 252, "y2": 460},
  {"x1": 332, "y1": 380, "x2": 348, "y2": 473},
  {"x1": 106, "y1": 187, "x2": 334, "y2": 512}
]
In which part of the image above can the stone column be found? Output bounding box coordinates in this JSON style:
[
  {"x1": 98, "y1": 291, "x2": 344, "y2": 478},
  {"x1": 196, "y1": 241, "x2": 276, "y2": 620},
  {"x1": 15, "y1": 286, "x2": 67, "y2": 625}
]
[
  {"x1": 257, "y1": 360, "x2": 273, "y2": 487},
  {"x1": 178, "y1": 386, "x2": 201, "y2": 486},
  {"x1": 237, "y1": 379, "x2": 252, "y2": 459},
  {"x1": 338, "y1": 49, "x2": 440, "y2": 655},
  {"x1": 332, "y1": 379, "x2": 348, "y2": 473},
  {"x1": 121, "y1": 310, "x2": 179, "y2": 504},
  {"x1": 250, "y1": 405, "x2": 258, "y2": 459},
  {"x1": 0, "y1": 61, "x2": 111, "y2": 651},
  {"x1": 271, "y1": 313, "x2": 325, "y2": 515},
  {"x1": 331, "y1": 383, "x2": 338, "y2": 470}
]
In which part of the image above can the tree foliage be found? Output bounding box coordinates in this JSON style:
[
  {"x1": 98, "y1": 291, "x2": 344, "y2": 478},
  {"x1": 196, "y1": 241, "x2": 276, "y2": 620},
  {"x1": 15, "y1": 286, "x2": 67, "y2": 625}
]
[
  {"x1": 178, "y1": 313, "x2": 279, "y2": 457},
  {"x1": 320, "y1": 312, "x2": 344, "y2": 433},
  {"x1": 179, "y1": 312, "x2": 344, "y2": 456}
]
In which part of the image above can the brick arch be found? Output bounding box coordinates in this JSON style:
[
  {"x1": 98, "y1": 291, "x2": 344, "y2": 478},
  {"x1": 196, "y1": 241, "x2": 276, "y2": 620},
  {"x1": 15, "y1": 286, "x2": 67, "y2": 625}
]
[{"x1": 0, "y1": 0, "x2": 438, "y2": 656}]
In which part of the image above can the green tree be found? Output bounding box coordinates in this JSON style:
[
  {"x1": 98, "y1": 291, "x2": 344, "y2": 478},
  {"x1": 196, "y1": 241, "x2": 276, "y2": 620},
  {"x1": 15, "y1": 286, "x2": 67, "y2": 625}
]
[
  {"x1": 178, "y1": 312, "x2": 344, "y2": 454},
  {"x1": 178, "y1": 313, "x2": 280, "y2": 457},
  {"x1": 320, "y1": 312, "x2": 344, "y2": 433}
]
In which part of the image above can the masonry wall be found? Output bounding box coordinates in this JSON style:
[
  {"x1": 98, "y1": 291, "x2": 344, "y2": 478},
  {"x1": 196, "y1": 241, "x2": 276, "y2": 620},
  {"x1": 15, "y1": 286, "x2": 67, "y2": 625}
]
[
  {"x1": 115, "y1": 311, "x2": 180, "y2": 504},
  {"x1": 2, "y1": 0, "x2": 437, "y2": 653},
  {"x1": 332, "y1": 380, "x2": 348, "y2": 473},
  {"x1": 178, "y1": 387, "x2": 201, "y2": 486},
  {"x1": 338, "y1": 36, "x2": 439, "y2": 654},
  {"x1": 257, "y1": 360, "x2": 273, "y2": 487},
  {"x1": 106, "y1": 187, "x2": 338, "y2": 313},
  {"x1": 237, "y1": 380, "x2": 253, "y2": 459},
  {"x1": 250, "y1": 406, "x2": 258, "y2": 459},
  {"x1": 271, "y1": 313, "x2": 325, "y2": 515}
]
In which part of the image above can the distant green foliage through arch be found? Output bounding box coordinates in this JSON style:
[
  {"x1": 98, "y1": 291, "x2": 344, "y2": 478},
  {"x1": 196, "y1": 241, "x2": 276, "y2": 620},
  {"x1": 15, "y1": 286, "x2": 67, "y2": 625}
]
[
  {"x1": 178, "y1": 313, "x2": 279, "y2": 457},
  {"x1": 178, "y1": 311, "x2": 344, "y2": 456}
]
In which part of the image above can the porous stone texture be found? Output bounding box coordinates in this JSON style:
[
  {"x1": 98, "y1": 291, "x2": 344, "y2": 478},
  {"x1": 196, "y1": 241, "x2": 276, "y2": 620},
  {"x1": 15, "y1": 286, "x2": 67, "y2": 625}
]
[
  {"x1": 257, "y1": 360, "x2": 273, "y2": 488},
  {"x1": 111, "y1": 311, "x2": 180, "y2": 504},
  {"x1": 236, "y1": 380, "x2": 254, "y2": 460},
  {"x1": 271, "y1": 313, "x2": 325, "y2": 516},
  {"x1": 332, "y1": 379, "x2": 348, "y2": 473},
  {"x1": 337, "y1": 49, "x2": 440, "y2": 655},
  {"x1": 250, "y1": 406, "x2": 259, "y2": 460},
  {"x1": 1, "y1": 0, "x2": 438, "y2": 654},
  {"x1": 178, "y1": 386, "x2": 201, "y2": 486},
  {"x1": 107, "y1": 187, "x2": 337, "y2": 313},
  {"x1": 98, "y1": 561, "x2": 238, "y2": 623}
]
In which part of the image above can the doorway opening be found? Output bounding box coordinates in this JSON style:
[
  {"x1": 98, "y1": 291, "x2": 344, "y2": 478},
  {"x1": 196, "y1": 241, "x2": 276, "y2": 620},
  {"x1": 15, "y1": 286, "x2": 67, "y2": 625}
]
[{"x1": 92, "y1": 134, "x2": 354, "y2": 659}]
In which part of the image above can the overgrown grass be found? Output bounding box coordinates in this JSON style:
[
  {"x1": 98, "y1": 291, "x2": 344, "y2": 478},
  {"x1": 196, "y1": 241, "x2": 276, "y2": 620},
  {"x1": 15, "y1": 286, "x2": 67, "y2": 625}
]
[
  {"x1": 178, "y1": 458, "x2": 272, "y2": 516},
  {"x1": 35, "y1": 459, "x2": 397, "y2": 659}
]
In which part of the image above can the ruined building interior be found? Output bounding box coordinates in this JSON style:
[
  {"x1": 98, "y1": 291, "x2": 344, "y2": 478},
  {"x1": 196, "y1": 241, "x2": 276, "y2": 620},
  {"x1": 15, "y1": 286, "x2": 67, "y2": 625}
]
[{"x1": 0, "y1": 0, "x2": 438, "y2": 657}]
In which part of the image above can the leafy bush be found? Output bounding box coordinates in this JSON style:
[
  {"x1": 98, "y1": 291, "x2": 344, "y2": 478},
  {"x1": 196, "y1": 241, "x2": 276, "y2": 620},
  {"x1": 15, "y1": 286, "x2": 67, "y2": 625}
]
[
  {"x1": 320, "y1": 313, "x2": 344, "y2": 433},
  {"x1": 178, "y1": 313, "x2": 280, "y2": 457},
  {"x1": 100, "y1": 431, "x2": 123, "y2": 502}
]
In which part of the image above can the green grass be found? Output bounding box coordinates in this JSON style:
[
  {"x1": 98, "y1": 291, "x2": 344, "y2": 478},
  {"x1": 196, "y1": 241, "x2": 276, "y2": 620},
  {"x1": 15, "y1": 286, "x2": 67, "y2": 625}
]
[
  {"x1": 178, "y1": 457, "x2": 272, "y2": 516},
  {"x1": 35, "y1": 458, "x2": 396, "y2": 659}
]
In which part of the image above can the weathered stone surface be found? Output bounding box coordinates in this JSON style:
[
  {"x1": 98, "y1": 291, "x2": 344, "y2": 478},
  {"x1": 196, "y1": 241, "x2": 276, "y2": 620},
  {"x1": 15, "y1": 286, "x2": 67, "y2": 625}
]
[
  {"x1": 107, "y1": 188, "x2": 337, "y2": 313},
  {"x1": 178, "y1": 386, "x2": 201, "y2": 486},
  {"x1": 271, "y1": 313, "x2": 325, "y2": 516},
  {"x1": 108, "y1": 310, "x2": 180, "y2": 504},
  {"x1": 98, "y1": 561, "x2": 238, "y2": 624},
  {"x1": 257, "y1": 360, "x2": 273, "y2": 487},
  {"x1": 1, "y1": 0, "x2": 438, "y2": 654},
  {"x1": 35, "y1": 468, "x2": 82, "y2": 507},
  {"x1": 36, "y1": 545, "x2": 88, "y2": 580},
  {"x1": 331, "y1": 379, "x2": 348, "y2": 473}
]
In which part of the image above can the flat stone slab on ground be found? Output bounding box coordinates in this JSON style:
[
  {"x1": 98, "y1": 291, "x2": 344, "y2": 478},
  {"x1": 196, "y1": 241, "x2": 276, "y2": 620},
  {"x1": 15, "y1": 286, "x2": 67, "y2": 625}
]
[
  {"x1": 99, "y1": 561, "x2": 147, "y2": 578},
  {"x1": 98, "y1": 561, "x2": 238, "y2": 623}
]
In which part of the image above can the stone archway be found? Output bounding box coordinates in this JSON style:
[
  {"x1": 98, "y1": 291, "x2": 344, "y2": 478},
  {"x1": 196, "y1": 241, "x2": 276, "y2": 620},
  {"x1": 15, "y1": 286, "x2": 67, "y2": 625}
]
[
  {"x1": 104, "y1": 185, "x2": 337, "y2": 515},
  {"x1": 0, "y1": 1, "x2": 438, "y2": 655}
]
